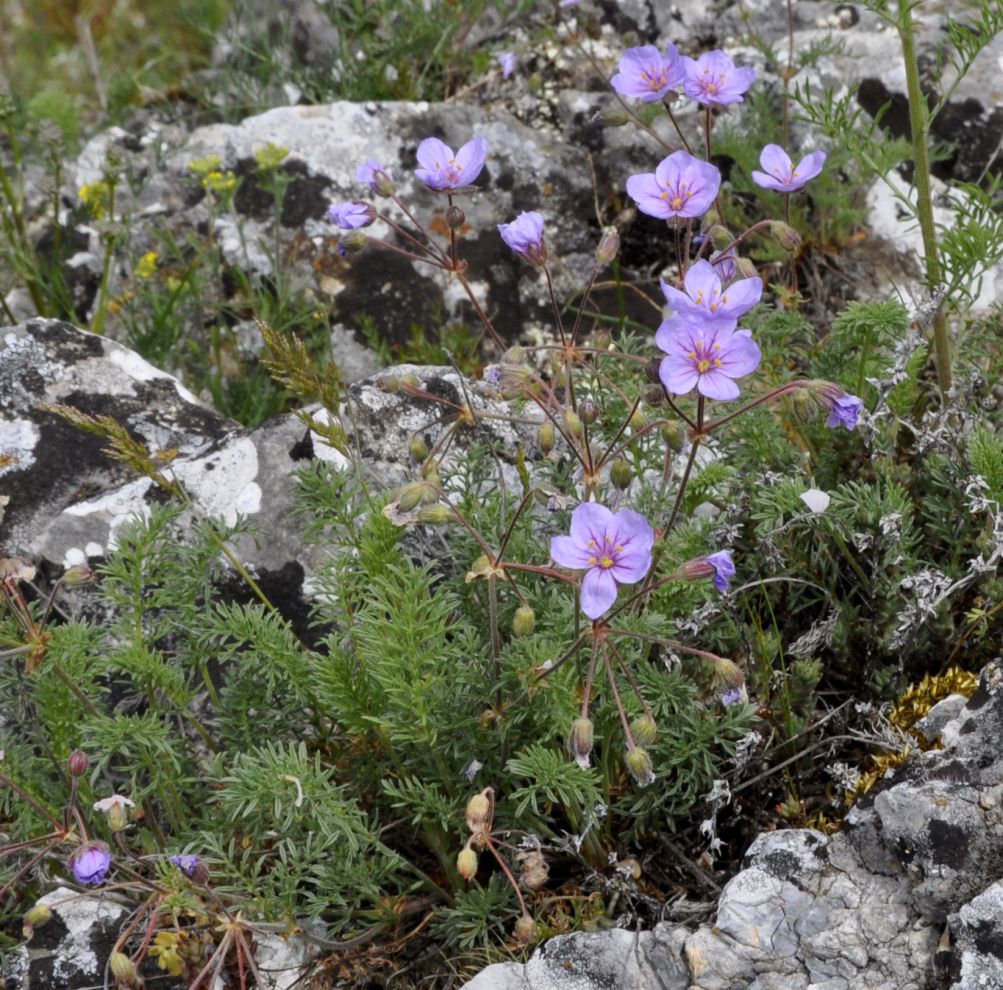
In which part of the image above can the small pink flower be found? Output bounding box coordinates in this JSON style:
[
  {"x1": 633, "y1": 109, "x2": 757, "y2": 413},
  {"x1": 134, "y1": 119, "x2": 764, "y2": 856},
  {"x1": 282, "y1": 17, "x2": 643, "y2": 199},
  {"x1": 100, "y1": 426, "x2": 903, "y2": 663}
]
[
  {"x1": 415, "y1": 136, "x2": 488, "y2": 190},
  {"x1": 498, "y1": 211, "x2": 546, "y2": 264},
  {"x1": 657, "y1": 323, "x2": 761, "y2": 401},
  {"x1": 551, "y1": 503, "x2": 654, "y2": 619},
  {"x1": 658, "y1": 260, "x2": 762, "y2": 333},
  {"x1": 751, "y1": 144, "x2": 827, "y2": 193},
  {"x1": 611, "y1": 44, "x2": 686, "y2": 103},
  {"x1": 626, "y1": 150, "x2": 721, "y2": 221},
  {"x1": 69, "y1": 842, "x2": 112, "y2": 885},
  {"x1": 684, "y1": 50, "x2": 756, "y2": 106}
]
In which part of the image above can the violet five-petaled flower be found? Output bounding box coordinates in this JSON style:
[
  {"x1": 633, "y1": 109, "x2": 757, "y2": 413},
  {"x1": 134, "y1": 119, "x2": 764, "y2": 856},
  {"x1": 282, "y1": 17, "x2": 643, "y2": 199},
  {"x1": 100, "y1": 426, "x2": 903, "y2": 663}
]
[
  {"x1": 657, "y1": 322, "x2": 761, "y2": 401},
  {"x1": 498, "y1": 211, "x2": 546, "y2": 264},
  {"x1": 751, "y1": 144, "x2": 827, "y2": 193},
  {"x1": 326, "y1": 201, "x2": 375, "y2": 230},
  {"x1": 683, "y1": 50, "x2": 756, "y2": 106},
  {"x1": 356, "y1": 159, "x2": 391, "y2": 191},
  {"x1": 415, "y1": 136, "x2": 488, "y2": 190},
  {"x1": 658, "y1": 260, "x2": 762, "y2": 334},
  {"x1": 170, "y1": 854, "x2": 200, "y2": 877},
  {"x1": 721, "y1": 685, "x2": 745, "y2": 706},
  {"x1": 69, "y1": 842, "x2": 112, "y2": 886},
  {"x1": 827, "y1": 394, "x2": 864, "y2": 430},
  {"x1": 626, "y1": 150, "x2": 721, "y2": 221},
  {"x1": 610, "y1": 44, "x2": 687, "y2": 102},
  {"x1": 706, "y1": 550, "x2": 736, "y2": 593},
  {"x1": 551, "y1": 503, "x2": 655, "y2": 619},
  {"x1": 496, "y1": 51, "x2": 517, "y2": 79}
]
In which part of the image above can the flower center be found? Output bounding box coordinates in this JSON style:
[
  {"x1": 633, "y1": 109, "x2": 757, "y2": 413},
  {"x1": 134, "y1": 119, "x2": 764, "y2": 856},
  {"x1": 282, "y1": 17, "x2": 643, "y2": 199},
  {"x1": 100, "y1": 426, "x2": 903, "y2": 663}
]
[
  {"x1": 685, "y1": 335, "x2": 724, "y2": 376},
  {"x1": 587, "y1": 534, "x2": 624, "y2": 569}
]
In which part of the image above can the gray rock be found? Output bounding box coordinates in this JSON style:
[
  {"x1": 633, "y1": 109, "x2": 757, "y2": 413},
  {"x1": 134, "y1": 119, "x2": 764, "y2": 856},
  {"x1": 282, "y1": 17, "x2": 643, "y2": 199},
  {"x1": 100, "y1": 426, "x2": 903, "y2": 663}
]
[
  {"x1": 463, "y1": 660, "x2": 1003, "y2": 990},
  {"x1": 0, "y1": 318, "x2": 540, "y2": 603}
]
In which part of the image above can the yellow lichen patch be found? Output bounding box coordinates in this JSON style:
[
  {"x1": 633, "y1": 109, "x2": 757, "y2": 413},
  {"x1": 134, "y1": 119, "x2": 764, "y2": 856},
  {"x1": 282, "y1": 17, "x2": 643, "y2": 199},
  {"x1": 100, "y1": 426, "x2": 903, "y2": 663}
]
[{"x1": 887, "y1": 666, "x2": 979, "y2": 732}]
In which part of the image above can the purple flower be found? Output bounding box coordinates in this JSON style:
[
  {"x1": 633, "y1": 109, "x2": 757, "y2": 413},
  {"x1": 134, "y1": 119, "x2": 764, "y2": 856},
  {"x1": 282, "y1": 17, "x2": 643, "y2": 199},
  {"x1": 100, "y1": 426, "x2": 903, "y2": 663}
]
[
  {"x1": 496, "y1": 51, "x2": 517, "y2": 79},
  {"x1": 170, "y1": 854, "x2": 200, "y2": 877},
  {"x1": 498, "y1": 211, "x2": 546, "y2": 264},
  {"x1": 751, "y1": 144, "x2": 827, "y2": 193},
  {"x1": 551, "y1": 503, "x2": 654, "y2": 619},
  {"x1": 706, "y1": 550, "x2": 735, "y2": 592},
  {"x1": 356, "y1": 160, "x2": 392, "y2": 192},
  {"x1": 327, "y1": 201, "x2": 375, "y2": 229},
  {"x1": 658, "y1": 260, "x2": 762, "y2": 334},
  {"x1": 826, "y1": 394, "x2": 864, "y2": 430},
  {"x1": 611, "y1": 44, "x2": 686, "y2": 103},
  {"x1": 684, "y1": 51, "x2": 756, "y2": 106},
  {"x1": 626, "y1": 150, "x2": 721, "y2": 221},
  {"x1": 722, "y1": 685, "x2": 746, "y2": 706},
  {"x1": 415, "y1": 136, "x2": 488, "y2": 190},
  {"x1": 69, "y1": 842, "x2": 112, "y2": 885},
  {"x1": 657, "y1": 323, "x2": 761, "y2": 401}
]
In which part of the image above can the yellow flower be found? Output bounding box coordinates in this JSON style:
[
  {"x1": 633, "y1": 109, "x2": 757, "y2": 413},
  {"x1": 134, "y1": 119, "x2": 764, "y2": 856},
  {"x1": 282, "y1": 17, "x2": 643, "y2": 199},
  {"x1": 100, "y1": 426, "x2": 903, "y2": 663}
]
[
  {"x1": 202, "y1": 170, "x2": 238, "y2": 195},
  {"x1": 148, "y1": 930, "x2": 184, "y2": 977},
  {"x1": 135, "y1": 251, "x2": 158, "y2": 280},
  {"x1": 78, "y1": 181, "x2": 111, "y2": 219},
  {"x1": 254, "y1": 142, "x2": 290, "y2": 172},
  {"x1": 187, "y1": 154, "x2": 222, "y2": 178}
]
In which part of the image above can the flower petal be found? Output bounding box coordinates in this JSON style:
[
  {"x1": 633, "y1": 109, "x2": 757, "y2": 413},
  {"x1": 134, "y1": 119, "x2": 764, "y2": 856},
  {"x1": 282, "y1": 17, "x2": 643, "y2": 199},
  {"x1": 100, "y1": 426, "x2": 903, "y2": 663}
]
[
  {"x1": 719, "y1": 274, "x2": 762, "y2": 317},
  {"x1": 696, "y1": 369, "x2": 740, "y2": 400},
  {"x1": 569, "y1": 502, "x2": 613, "y2": 549},
  {"x1": 795, "y1": 149, "x2": 827, "y2": 183},
  {"x1": 683, "y1": 260, "x2": 721, "y2": 305},
  {"x1": 454, "y1": 136, "x2": 488, "y2": 184},
  {"x1": 659, "y1": 355, "x2": 700, "y2": 395},
  {"x1": 716, "y1": 329, "x2": 762, "y2": 377},
  {"x1": 551, "y1": 535, "x2": 593, "y2": 570},
  {"x1": 581, "y1": 567, "x2": 618, "y2": 619},
  {"x1": 416, "y1": 137, "x2": 453, "y2": 173},
  {"x1": 758, "y1": 143, "x2": 792, "y2": 177}
]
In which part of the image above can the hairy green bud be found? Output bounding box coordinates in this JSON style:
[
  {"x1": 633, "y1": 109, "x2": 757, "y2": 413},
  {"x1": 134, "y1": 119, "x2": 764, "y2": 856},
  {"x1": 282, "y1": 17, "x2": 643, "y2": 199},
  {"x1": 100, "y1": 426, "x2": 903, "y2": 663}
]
[
  {"x1": 465, "y1": 790, "x2": 493, "y2": 834},
  {"x1": 408, "y1": 435, "x2": 428, "y2": 462},
  {"x1": 769, "y1": 220, "x2": 803, "y2": 252},
  {"x1": 512, "y1": 605, "x2": 535, "y2": 638},
  {"x1": 514, "y1": 914, "x2": 537, "y2": 944},
  {"x1": 568, "y1": 717, "x2": 594, "y2": 769},
  {"x1": 609, "y1": 458, "x2": 632, "y2": 490},
  {"x1": 564, "y1": 410, "x2": 583, "y2": 438},
  {"x1": 629, "y1": 715, "x2": 658, "y2": 747},
  {"x1": 457, "y1": 846, "x2": 479, "y2": 881},
  {"x1": 624, "y1": 746, "x2": 655, "y2": 787},
  {"x1": 596, "y1": 226, "x2": 621, "y2": 265},
  {"x1": 538, "y1": 421, "x2": 555, "y2": 455},
  {"x1": 661, "y1": 421, "x2": 685, "y2": 452},
  {"x1": 109, "y1": 952, "x2": 139, "y2": 986}
]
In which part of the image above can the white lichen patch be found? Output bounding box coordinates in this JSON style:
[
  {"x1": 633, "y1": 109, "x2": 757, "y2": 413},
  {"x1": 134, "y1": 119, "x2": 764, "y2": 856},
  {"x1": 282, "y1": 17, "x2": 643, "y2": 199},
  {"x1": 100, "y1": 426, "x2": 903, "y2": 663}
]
[
  {"x1": 168, "y1": 437, "x2": 262, "y2": 526},
  {"x1": 0, "y1": 419, "x2": 38, "y2": 476},
  {"x1": 63, "y1": 477, "x2": 153, "y2": 550},
  {"x1": 37, "y1": 885, "x2": 129, "y2": 984},
  {"x1": 106, "y1": 343, "x2": 201, "y2": 406},
  {"x1": 63, "y1": 547, "x2": 88, "y2": 568}
]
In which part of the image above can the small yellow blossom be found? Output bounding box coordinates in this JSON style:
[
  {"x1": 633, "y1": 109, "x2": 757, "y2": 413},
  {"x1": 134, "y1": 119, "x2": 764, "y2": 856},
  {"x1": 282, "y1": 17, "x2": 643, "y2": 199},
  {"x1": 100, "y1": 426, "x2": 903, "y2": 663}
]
[
  {"x1": 202, "y1": 170, "x2": 238, "y2": 195},
  {"x1": 186, "y1": 154, "x2": 222, "y2": 179},
  {"x1": 135, "y1": 251, "x2": 158, "y2": 279},
  {"x1": 148, "y1": 930, "x2": 184, "y2": 977},
  {"x1": 254, "y1": 142, "x2": 290, "y2": 172},
  {"x1": 78, "y1": 181, "x2": 112, "y2": 219}
]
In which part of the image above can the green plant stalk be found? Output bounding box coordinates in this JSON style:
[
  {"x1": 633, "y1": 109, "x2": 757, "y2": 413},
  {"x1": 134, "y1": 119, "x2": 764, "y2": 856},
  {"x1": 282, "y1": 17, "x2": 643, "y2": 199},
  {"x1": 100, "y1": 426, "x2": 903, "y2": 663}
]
[
  {"x1": 89, "y1": 193, "x2": 118, "y2": 336},
  {"x1": 0, "y1": 165, "x2": 49, "y2": 316},
  {"x1": 897, "y1": 4, "x2": 951, "y2": 396}
]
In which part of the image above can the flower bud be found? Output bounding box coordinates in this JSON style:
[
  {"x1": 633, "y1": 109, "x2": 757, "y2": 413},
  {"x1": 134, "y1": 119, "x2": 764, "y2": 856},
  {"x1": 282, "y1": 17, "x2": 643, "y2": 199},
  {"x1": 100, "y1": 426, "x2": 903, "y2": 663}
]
[
  {"x1": 502, "y1": 345, "x2": 527, "y2": 365},
  {"x1": 609, "y1": 458, "x2": 632, "y2": 490},
  {"x1": 735, "y1": 257, "x2": 759, "y2": 280},
  {"x1": 373, "y1": 171, "x2": 395, "y2": 197},
  {"x1": 68, "y1": 750, "x2": 89, "y2": 778},
  {"x1": 514, "y1": 914, "x2": 537, "y2": 944},
  {"x1": 629, "y1": 715, "x2": 658, "y2": 747},
  {"x1": 408, "y1": 435, "x2": 428, "y2": 462},
  {"x1": 421, "y1": 459, "x2": 440, "y2": 485},
  {"x1": 625, "y1": 746, "x2": 655, "y2": 787},
  {"x1": 538, "y1": 421, "x2": 555, "y2": 455},
  {"x1": 591, "y1": 327, "x2": 613, "y2": 352},
  {"x1": 568, "y1": 717, "x2": 594, "y2": 770},
  {"x1": 69, "y1": 841, "x2": 112, "y2": 885},
  {"x1": 661, "y1": 421, "x2": 684, "y2": 452},
  {"x1": 415, "y1": 505, "x2": 454, "y2": 524},
  {"x1": 63, "y1": 564, "x2": 96, "y2": 586},
  {"x1": 629, "y1": 408, "x2": 648, "y2": 431},
  {"x1": 578, "y1": 399, "x2": 599, "y2": 425},
  {"x1": 595, "y1": 108, "x2": 631, "y2": 127},
  {"x1": 396, "y1": 481, "x2": 437, "y2": 512},
  {"x1": 644, "y1": 357, "x2": 663, "y2": 384},
  {"x1": 769, "y1": 221, "x2": 802, "y2": 252},
  {"x1": 457, "y1": 846, "x2": 479, "y2": 881},
  {"x1": 512, "y1": 605, "x2": 535, "y2": 638},
  {"x1": 338, "y1": 231, "x2": 368, "y2": 254},
  {"x1": 596, "y1": 226, "x2": 620, "y2": 265},
  {"x1": 22, "y1": 902, "x2": 52, "y2": 937},
  {"x1": 109, "y1": 951, "x2": 140, "y2": 987},
  {"x1": 645, "y1": 385, "x2": 665, "y2": 406},
  {"x1": 465, "y1": 790, "x2": 493, "y2": 834},
  {"x1": 564, "y1": 410, "x2": 583, "y2": 438},
  {"x1": 445, "y1": 205, "x2": 466, "y2": 229}
]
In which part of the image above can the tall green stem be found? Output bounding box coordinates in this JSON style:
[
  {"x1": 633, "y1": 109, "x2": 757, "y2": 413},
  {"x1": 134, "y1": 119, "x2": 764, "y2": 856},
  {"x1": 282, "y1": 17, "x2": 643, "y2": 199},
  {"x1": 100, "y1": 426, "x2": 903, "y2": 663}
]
[{"x1": 898, "y1": 3, "x2": 951, "y2": 396}]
